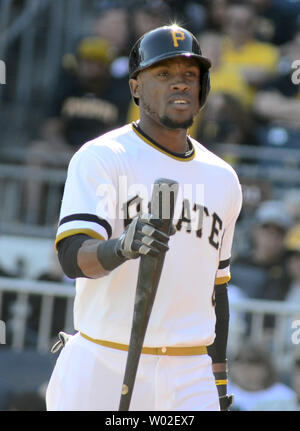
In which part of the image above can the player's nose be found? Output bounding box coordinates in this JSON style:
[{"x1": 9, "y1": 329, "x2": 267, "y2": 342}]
[{"x1": 170, "y1": 80, "x2": 189, "y2": 92}]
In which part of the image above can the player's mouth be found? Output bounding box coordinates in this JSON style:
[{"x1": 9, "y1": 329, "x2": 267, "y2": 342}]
[{"x1": 168, "y1": 97, "x2": 191, "y2": 110}]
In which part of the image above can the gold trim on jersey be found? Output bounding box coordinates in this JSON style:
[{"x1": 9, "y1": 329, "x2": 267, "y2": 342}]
[
  {"x1": 215, "y1": 275, "x2": 231, "y2": 285},
  {"x1": 132, "y1": 123, "x2": 196, "y2": 162},
  {"x1": 215, "y1": 379, "x2": 228, "y2": 386},
  {"x1": 55, "y1": 229, "x2": 105, "y2": 250},
  {"x1": 80, "y1": 332, "x2": 208, "y2": 356}
]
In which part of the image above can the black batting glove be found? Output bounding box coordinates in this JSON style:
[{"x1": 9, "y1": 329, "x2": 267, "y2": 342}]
[
  {"x1": 115, "y1": 214, "x2": 173, "y2": 260},
  {"x1": 214, "y1": 370, "x2": 234, "y2": 411}
]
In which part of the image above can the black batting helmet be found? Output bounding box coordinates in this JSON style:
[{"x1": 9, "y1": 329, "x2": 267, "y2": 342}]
[{"x1": 129, "y1": 25, "x2": 211, "y2": 109}]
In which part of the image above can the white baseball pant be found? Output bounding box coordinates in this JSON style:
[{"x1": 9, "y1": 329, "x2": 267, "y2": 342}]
[{"x1": 46, "y1": 332, "x2": 220, "y2": 411}]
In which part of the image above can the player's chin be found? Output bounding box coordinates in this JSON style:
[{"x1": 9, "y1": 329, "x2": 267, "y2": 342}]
[{"x1": 159, "y1": 114, "x2": 194, "y2": 130}]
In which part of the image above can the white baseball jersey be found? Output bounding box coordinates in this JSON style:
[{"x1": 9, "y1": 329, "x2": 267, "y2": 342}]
[{"x1": 55, "y1": 122, "x2": 242, "y2": 347}]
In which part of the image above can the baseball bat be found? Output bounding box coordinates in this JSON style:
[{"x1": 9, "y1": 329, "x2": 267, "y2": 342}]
[{"x1": 118, "y1": 178, "x2": 179, "y2": 411}]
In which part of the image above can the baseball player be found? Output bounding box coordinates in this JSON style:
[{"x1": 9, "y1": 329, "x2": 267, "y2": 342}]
[{"x1": 46, "y1": 25, "x2": 242, "y2": 411}]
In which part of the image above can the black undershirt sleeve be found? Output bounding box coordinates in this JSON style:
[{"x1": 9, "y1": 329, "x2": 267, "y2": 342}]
[
  {"x1": 57, "y1": 234, "x2": 127, "y2": 279},
  {"x1": 57, "y1": 234, "x2": 91, "y2": 279},
  {"x1": 207, "y1": 283, "x2": 229, "y2": 364}
]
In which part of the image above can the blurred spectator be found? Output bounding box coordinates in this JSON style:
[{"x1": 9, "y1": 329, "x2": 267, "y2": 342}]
[
  {"x1": 284, "y1": 190, "x2": 300, "y2": 224},
  {"x1": 252, "y1": 20, "x2": 300, "y2": 150},
  {"x1": 228, "y1": 342, "x2": 297, "y2": 410},
  {"x1": 23, "y1": 36, "x2": 131, "y2": 225},
  {"x1": 288, "y1": 351, "x2": 300, "y2": 410},
  {"x1": 282, "y1": 224, "x2": 300, "y2": 355},
  {"x1": 221, "y1": 3, "x2": 279, "y2": 97},
  {"x1": 41, "y1": 36, "x2": 130, "y2": 152},
  {"x1": 202, "y1": 0, "x2": 230, "y2": 33},
  {"x1": 199, "y1": 32, "x2": 254, "y2": 107},
  {"x1": 284, "y1": 224, "x2": 300, "y2": 304},
  {"x1": 228, "y1": 200, "x2": 294, "y2": 346},
  {"x1": 280, "y1": 17, "x2": 300, "y2": 62},
  {"x1": 227, "y1": 283, "x2": 248, "y2": 358},
  {"x1": 231, "y1": 200, "x2": 292, "y2": 301},
  {"x1": 195, "y1": 92, "x2": 257, "y2": 164},
  {"x1": 92, "y1": 4, "x2": 132, "y2": 81},
  {"x1": 163, "y1": 0, "x2": 205, "y2": 33},
  {"x1": 250, "y1": 0, "x2": 300, "y2": 45},
  {"x1": 181, "y1": 1, "x2": 207, "y2": 35},
  {"x1": 131, "y1": 0, "x2": 172, "y2": 40},
  {"x1": 92, "y1": 6, "x2": 131, "y2": 57},
  {"x1": 195, "y1": 31, "x2": 257, "y2": 154}
]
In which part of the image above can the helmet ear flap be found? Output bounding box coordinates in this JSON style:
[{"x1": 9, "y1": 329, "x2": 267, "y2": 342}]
[{"x1": 199, "y1": 70, "x2": 210, "y2": 110}]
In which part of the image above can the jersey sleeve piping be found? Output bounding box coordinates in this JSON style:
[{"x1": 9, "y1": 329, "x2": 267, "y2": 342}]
[
  {"x1": 215, "y1": 275, "x2": 231, "y2": 285},
  {"x1": 58, "y1": 213, "x2": 112, "y2": 238},
  {"x1": 55, "y1": 228, "x2": 105, "y2": 250},
  {"x1": 218, "y1": 258, "x2": 230, "y2": 270}
]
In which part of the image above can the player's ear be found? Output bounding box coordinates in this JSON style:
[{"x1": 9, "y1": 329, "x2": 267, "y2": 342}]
[{"x1": 129, "y1": 78, "x2": 140, "y2": 103}]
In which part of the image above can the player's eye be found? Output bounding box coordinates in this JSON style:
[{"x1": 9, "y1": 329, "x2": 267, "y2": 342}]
[
  {"x1": 185, "y1": 70, "x2": 198, "y2": 78},
  {"x1": 157, "y1": 70, "x2": 169, "y2": 78}
]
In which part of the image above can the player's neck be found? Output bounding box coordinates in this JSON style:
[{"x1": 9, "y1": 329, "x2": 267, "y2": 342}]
[{"x1": 137, "y1": 118, "x2": 189, "y2": 154}]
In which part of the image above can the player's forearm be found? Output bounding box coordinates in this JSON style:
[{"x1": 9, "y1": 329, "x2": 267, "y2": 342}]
[
  {"x1": 77, "y1": 238, "x2": 126, "y2": 278},
  {"x1": 57, "y1": 235, "x2": 126, "y2": 279},
  {"x1": 207, "y1": 284, "x2": 231, "y2": 408},
  {"x1": 57, "y1": 215, "x2": 171, "y2": 279},
  {"x1": 207, "y1": 283, "x2": 229, "y2": 364},
  {"x1": 77, "y1": 239, "x2": 110, "y2": 278}
]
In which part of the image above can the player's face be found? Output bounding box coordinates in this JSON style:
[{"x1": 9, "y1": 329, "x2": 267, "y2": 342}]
[{"x1": 130, "y1": 57, "x2": 201, "y2": 130}]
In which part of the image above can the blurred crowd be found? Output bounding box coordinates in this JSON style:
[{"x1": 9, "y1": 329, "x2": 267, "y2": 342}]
[
  {"x1": 16, "y1": 0, "x2": 300, "y2": 171},
  {"x1": 0, "y1": 0, "x2": 300, "y2": 411}
]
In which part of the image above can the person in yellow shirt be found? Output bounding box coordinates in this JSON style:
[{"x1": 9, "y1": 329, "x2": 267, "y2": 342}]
[
  {"x1": 199, "y1": 32, "x2": 253, "y2": 108},
  {"x1": 221, "y1": 3, "x2": 279, "y2": 91},
  {"x1": 191, "y1": 31, "x2": 257, "y2": 155}
]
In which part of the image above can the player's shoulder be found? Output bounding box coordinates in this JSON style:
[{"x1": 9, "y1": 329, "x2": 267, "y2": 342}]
[
  {"x1": 191, "y1": 137, "x2": 240, "y2": 181},
  {"x1": 82, "y1": 123, "x2": 134, "y2": 152},
  {"x1": 70, "y1": 124, "x2": 135, "y2": 163}
]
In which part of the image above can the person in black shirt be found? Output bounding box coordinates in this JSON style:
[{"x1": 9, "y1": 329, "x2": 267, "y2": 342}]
[{"x1": 24, "y1": 36, "x2": 131, "y2": 224}]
